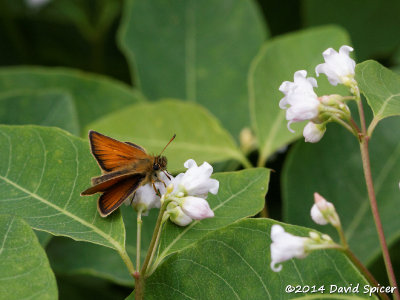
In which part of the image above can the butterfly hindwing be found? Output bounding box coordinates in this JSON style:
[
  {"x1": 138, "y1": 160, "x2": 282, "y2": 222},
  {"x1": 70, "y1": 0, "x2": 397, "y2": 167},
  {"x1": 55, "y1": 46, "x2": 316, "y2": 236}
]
[
  {"x1": 80, "y1": 173, "x2": 133, "y2": 196},
  {"x1": 89, "y1": 131, "x2": 148, "y2": 172},
  {"x1": 97, "y1": 174, "x2": 145, "y2": 217}
]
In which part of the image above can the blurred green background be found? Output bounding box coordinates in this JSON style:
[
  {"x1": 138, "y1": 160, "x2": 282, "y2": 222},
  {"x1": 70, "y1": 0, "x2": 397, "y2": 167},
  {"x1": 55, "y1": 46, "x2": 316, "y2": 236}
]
[{"x1": 1, "y1": 0, "x2": 400, "y2": 299}]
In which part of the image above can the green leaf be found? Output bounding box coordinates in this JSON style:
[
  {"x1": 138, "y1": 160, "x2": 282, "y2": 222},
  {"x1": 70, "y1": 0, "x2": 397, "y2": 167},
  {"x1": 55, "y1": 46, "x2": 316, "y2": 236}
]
[
  {"x1": 283, "y1": 117, "x2": 400, "y2": 265},
  {"x1": 47, "y1": 207, "x2": 158, "y2": 287},
  {"x1": 0, "y1": 215, "x2": 58, "y2": 300},
  {"x1": 157, "y1": 168, "x2": 269, "y2": 260},
  {"x1": 356, "y1": 60, "x2": 400, "y2": 133},
  {"x1": 0, "y1": 67, "x2": 145, "y2": 134},
  {"x1": 0, "y1": 89, "x2": 79, "y2": 135},
  {"x1": 47, "y1": 236, "x2": 133, "y2": 287},
  {"x1": 35, "y1": 229, "x2": 53, "y2": 248},
  {"x1": 248, "y1": 26, "x2": 351, "y2": 166},
  {"x1": 0, "y1": 125, "x2": 126, "y2": 251},
  {"x1": 118, "y1": 0, "x2": 267, "y2": 138},
  {"x1": 303, "y1": 0, "x2": 400, "y2": 61},
  {"x1": 130, "y1": 219, "x2": 376, "y2": 299},
  {"x1": 85, "y1": 99, "x2": 250, "y2": 172}
]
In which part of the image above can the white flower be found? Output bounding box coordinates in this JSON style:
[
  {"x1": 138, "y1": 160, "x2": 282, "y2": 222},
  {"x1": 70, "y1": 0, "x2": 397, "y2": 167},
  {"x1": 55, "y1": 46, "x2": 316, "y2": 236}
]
[
  {"x1": 303, "y1": 122, "x2": 326, "y2": 143},
  {"x1": 311, "y1": 193, "x2": 340, "y2": 227},
  {"x1": 126, "y1": 184, "x2": 160, "y2": 214},
  {"x1": 315, "y1": 45, "x2": 356, "y2": 86},
  {"x1": 124, "y1": 172, "x2": 171, "y2": 214},
  {"x1": 270, "y1": 225, "x2": 308, "y2": 272},
  {"x1": 173, "y1": 159, "x2": 219, "y2": 197},
  {"x1": 279, "y1": 70, "x2": 321, "y2": 132},
  {"x1": 167, "y1": 204, "x2": 193, "y2": 226},
  {"x1": 181, "y1": 196, "x2": 214, "y2": 220}
]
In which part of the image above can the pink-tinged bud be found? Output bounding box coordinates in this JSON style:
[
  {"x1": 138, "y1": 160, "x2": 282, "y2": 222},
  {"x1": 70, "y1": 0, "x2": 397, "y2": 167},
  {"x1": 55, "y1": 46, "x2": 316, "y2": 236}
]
[
  {"x1": 181, "y1": 196, "x2": 214, "y2": 220},
  {"x1": 311, "y1": 193, "x2": 340, "y2": 227}
]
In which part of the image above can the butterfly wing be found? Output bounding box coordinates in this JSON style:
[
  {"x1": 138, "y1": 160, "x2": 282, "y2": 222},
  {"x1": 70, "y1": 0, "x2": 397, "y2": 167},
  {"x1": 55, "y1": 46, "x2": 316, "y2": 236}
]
[
  {"x1": 89, "y1": 130, "x2": 148, "y2": 172},
  {"x1": 81, "y1": 173, "x2": 133, "y2": 196},
  {"x1": 97, "y1": 174, "x2": 146, "y2": 217}
]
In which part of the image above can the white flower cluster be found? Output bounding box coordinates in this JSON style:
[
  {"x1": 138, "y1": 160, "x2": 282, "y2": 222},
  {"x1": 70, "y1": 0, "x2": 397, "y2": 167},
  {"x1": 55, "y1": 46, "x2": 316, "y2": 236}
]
[
  {"x1": 126, "y1": 159, "x2": 218, "y2": 226},
  {"x1": 279, "y1": 45, "x2": 356, "y2": 143},
  {"x1": 164, "y1": 159, "x2": 218, "y2": 226},
  {"x1": 270, "y1": 193, "x2": 340, "y2": 272}
]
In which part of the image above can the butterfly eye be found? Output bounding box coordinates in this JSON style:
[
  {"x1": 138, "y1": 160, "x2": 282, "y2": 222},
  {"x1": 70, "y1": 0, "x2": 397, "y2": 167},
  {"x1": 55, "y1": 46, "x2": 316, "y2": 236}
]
[{"x1": 153, "y1": 164, "x2": 160, "y2": 171}]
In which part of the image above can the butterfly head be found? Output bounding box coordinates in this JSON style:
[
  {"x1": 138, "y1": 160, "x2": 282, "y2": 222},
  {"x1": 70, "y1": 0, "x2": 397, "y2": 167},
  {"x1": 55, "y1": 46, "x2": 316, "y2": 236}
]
[{"x1": 153, "y1": 155, "x2": 167, "y2": 171}]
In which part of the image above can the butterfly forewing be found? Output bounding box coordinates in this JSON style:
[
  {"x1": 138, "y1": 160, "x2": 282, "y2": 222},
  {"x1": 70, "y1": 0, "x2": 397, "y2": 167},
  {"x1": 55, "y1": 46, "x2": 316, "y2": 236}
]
[
  {"x1": 89, "y1": 130, "x2": 148, "y2": 172},
  {"x1": 98, "y1": 174, "x2": 145, "y2": 217}
]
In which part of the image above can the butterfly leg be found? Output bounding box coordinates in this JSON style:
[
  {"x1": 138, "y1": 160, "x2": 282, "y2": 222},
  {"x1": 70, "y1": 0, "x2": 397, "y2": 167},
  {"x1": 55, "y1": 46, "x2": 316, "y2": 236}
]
[
  {"x1": 152, "y1": 182, "x2": 162, "y2": 197},
  {"x1": 129, "y1": 192, "x2": 137, "y2": 206}
]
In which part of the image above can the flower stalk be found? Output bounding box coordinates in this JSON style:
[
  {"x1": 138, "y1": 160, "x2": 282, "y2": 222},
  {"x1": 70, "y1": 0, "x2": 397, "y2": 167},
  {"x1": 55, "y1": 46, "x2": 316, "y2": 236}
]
[
  {"x1": 353, "y1": 93, "x2": 399, "y2": 299},
  {"x1": 359, "y1": 133, "x2": 399, "y2": 299},
  {"x1": 136, "y1": 209, "x2": 143, "y2": 271},
  {"x1": 341, "y1": 248, "x2": 390, "y2": 300}
]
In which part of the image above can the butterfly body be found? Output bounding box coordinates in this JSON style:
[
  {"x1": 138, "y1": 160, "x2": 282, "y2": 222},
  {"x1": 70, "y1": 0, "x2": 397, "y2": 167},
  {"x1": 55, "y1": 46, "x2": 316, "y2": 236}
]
[{"x1": 81, "y1": 131, "x2": 170, "y2": 217}]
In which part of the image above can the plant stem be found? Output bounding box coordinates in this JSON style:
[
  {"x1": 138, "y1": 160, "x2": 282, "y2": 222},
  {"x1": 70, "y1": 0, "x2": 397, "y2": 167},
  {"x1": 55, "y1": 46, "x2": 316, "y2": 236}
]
[
  {"x1": 341, "y1": 248, "x2": 390, "y2": 300},
  {"x1": 136, "y1": 210, "x2": 143, "y2": 271},
  {"x1": 359, "y1": 138, "x2": 399, "y2": 299},
  {"x1": 240, "y1": 155, "x2": 253, "y2": 169},
  {"x1": 356, "y1": 99, "x2": 399, "y2": 299},
  {"x1": 134, "y1": 272, "x2": 144, "y2": 300},
  {"x1": 141, "y1": 201, "x2": 168, "y2": 275},
  {"x1": 330, "y1": 116, "x2": 358, "y2": 137},
  {"x1": 260, "y1": 204, "x2": 268, "y2": 218},
  {"x1": 118, "y1": 249, "x2": 135, "y2": 277},
  {"x1": 335, "y1": 224, "x2": 349, "y2": 249}
]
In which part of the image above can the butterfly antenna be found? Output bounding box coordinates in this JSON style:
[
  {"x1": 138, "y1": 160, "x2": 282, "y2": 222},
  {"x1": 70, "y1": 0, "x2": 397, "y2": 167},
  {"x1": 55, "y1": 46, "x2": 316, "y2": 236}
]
[{"x1": 159, "y1": 134, "x2": 176, "y2": 155}]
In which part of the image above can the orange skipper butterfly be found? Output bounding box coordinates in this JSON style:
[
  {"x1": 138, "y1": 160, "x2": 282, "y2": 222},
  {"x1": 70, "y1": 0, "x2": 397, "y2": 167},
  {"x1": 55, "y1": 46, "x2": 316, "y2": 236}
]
[{"x1": 81, "y1": 131, "x2": 175, "y2": 217}]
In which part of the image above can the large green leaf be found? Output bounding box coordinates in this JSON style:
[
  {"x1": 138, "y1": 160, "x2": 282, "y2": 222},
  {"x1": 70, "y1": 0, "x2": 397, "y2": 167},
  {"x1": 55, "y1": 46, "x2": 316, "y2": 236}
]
[
  {"x1": 283, "y1": 117, "x2": 400, "y2": 265},
  {"x1": 0, "y1": 215, "x2": 58, "y2": 300},
  {"x1": 0, "y1": 89, "x2": 79, "y2": 135},
  {"x1": 129, "y1": 219, "x2": 376, "y2": 299},
  {"x1": 157, "y1": 168, "x2": 269, "y2": 262},
  {"x1": 0, "y1": 67, "x2": 144, "y2": 134},
  {"x1": 248, "y1": 26, "x2": 351, "y2": 166},
  {"x1": 118, "y1": 0, "x2": 267, "y2": 138},
  {"x1": 47, "y1": 206, "x2": 159, "y2": 287},
  {"x1": 356, "y1": 60, "x2": 400, "y2": 133},
  {"x1": 0, "y1": 125, "x2": 126, "y2": 252},
  {"x1": 303, "y1": 0, "x2": 400, "y2": 61},
  {"x1": 85, "y1": 99, "x2": 250, "y2": 172}
]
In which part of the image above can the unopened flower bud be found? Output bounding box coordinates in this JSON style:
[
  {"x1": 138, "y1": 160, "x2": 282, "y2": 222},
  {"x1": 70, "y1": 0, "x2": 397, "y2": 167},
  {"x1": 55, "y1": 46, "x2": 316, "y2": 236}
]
[
  {"x1": 167, "y1": 203, "x2": 192, "y2": 227},
  {"x1": 303, "y1": 122, "x2": 326, "y2": 143},
  {"x1": 180, "y1": 196, "x2": 214, "y2": 220},
  {"x1": 311, "y1": 193, "x2": 340, "y2": 227},
  {"x1": 240, "y1": 127, "x2": 257, "y2": 153}
]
